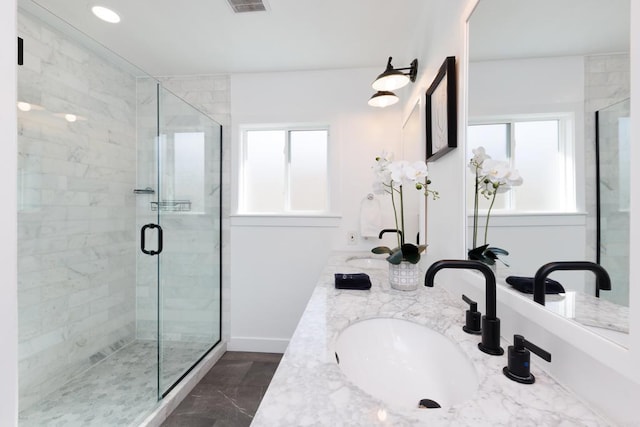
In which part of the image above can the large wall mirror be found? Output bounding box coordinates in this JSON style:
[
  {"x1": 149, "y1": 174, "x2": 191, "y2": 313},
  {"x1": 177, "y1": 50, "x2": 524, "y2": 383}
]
[{"x1": 467, "y1": 0, "x2": 630, "y2": 345}]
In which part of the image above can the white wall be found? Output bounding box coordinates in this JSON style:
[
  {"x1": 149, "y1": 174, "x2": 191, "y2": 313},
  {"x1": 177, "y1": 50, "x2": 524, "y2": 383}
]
[
  {"x1": 404, "y1": 0, "x2": 477, "y2": 264},
  {"x1": 229, "y1": 68, "x2": 401, "y2": 351},
  {"x1": 1, "y1": 1, "x2": 18, "y2": 425}
]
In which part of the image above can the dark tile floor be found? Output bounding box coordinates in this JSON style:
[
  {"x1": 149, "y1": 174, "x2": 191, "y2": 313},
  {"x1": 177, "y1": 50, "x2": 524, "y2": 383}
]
[{"x1": 162, "y1": 351, "x2": 282, "y2": 427}]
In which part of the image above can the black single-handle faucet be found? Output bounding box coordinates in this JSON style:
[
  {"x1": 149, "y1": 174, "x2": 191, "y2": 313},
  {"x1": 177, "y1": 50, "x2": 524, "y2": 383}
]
[
  {"x1": 533, "y1": 261, "x2": 612, "y2": 306},
  {"x1": 378, "y1": 228, "x2": 403, "y2": 240},
  {"x1": 425, "y1": 260, "x2": 504, "y2": 356}
]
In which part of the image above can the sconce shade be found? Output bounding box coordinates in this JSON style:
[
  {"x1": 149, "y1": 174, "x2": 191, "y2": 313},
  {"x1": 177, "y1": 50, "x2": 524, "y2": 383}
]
[
  {"x1": 372, "y1": 57, "x2": 418, "y2": 91},
  {"x1": 372, "y1": 70, "x2": 410, "y2": 91},
  {"x1": 368, "y1": 91, "x2": 399, "y2": 108}
]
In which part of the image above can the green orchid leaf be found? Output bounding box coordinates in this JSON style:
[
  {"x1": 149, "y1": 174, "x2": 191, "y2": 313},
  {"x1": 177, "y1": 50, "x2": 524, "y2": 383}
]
[
  {"x1": 468, "y1": 245, "x2": 496, "y2": 265},
  {"x1": 387, "y1": 249, "x2": 404, "y2": 265},
  {"x1": 399, "y1": 243, "x2": 419, "y2": 263},
  {"x1": 467, "y1": 244, "x2": 489, "y2": 258},
  {"x1": 403, "y1": 251, "x2": 421, "y2": 264},
  {"x1": 371, "y1": 246, "x2": 392, "y2": 255},
  {"x1": 484, "y1": 250, "x2": 499, "y2": 260},
  {"x1": 400, "y1": 243, "x2": 419, "y2": 256},
  {"x1": 488, "y1": 247, "x2": 509, "y2": 256}
]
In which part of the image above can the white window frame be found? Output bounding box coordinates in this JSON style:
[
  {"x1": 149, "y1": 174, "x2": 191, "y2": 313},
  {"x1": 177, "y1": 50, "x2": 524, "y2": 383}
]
[
  {"x1": 237, "y1": 124, "x2": 331, "y2": 215},
  {"x1": 468, "y1": 112, "x2": 576, "y2": 213}
]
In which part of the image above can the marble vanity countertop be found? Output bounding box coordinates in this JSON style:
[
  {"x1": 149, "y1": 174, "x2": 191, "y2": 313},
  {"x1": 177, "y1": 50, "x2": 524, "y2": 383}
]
[
  {"x1": 252, "y1": 252, "x2": 612, "y2": 426},
  {"x1": 494, "y1": 266, "x2": 629, "y2": 335}
]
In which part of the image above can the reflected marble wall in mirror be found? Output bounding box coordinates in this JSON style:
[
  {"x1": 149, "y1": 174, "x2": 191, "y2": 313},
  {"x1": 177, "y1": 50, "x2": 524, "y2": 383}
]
[{"x1": 467, "y1": 0, "x2": 630, "y2": 345}]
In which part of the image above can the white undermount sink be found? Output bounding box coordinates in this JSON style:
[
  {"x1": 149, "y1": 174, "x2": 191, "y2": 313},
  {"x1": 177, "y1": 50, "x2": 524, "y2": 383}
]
[
  {"x1": 334, "y1": 318, "x2": 479, "y2": 409},
  {"x1": 345, "y1": 256, "x2": 388, "y2": 269}
]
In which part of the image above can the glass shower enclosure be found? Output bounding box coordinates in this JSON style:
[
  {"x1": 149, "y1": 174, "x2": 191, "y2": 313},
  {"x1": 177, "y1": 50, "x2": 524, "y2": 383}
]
[
  {"x1": 17, "y1": 5, "x2": 221, "y2": 425},
  {"x1": 596, "y1": 98, "x2": 630, "y2": 307},
  {"x1": 137, "y1": 82, "x2": 223, "y2": 398}
]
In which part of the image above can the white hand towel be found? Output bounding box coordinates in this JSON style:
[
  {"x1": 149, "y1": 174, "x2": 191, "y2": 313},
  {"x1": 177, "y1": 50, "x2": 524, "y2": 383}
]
[{"x1": 360, "y1": 196, "x2": 382, "y2": 238}]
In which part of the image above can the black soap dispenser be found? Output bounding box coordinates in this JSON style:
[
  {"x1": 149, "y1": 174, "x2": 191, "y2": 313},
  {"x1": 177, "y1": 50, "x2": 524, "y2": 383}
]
[
  {"x1": 503, "y1": 334, "x2": 551, "y2": 384},
  {"x1": 461, "y1": 294, "x2": 481, "y2": 335}
]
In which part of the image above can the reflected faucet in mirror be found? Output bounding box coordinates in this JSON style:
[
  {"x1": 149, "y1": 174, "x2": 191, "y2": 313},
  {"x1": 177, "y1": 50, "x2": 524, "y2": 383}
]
[
  {"x1": 533, "y1": 261, "x2": 612, "y2": 306},
  {"x1": 425, "y1": 260, "x2": 504, "y2": 356}
]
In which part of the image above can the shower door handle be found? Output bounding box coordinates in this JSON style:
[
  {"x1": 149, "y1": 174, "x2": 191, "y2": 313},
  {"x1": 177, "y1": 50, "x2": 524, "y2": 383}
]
[{"x1": 141, "y1": 223, "x2": 163, "y2": 255}]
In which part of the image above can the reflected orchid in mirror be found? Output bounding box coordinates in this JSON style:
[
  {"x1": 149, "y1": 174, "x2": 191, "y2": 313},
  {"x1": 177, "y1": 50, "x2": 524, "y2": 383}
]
[
  {"x1": 371, "y1": 152, "x2": 439, "y2": 264},
  {"x1": 469, "y1": 147, "x2": 523, "y2": 266}
]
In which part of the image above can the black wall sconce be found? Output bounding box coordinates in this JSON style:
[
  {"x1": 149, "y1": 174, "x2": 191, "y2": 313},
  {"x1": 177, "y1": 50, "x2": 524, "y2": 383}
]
[{"x1": 368, "y1": 57, "x2": 418, "y2": 108}]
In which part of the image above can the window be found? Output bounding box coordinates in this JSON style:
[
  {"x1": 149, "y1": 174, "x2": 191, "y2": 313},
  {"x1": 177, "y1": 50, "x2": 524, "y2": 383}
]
[
  {"x1": 240, "y1": 126, "x2": 329, "y2": 214},
  {"x1": 467, "y1": 115, "x2": 575, "y2": 213}
]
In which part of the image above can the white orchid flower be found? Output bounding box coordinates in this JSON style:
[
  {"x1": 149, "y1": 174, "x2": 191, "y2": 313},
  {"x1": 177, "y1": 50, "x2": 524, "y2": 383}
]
[
  {"x1": 470, "y1": 146, "x2": 491, "y2": 169},
  {"x1": 388, "y1": 160, "x2": 410, "y2": 183},
  {"x1": 506, "y1": 169, "x2": 523, "y2": 187},
  {"x1": 404, "y1": 161, "x2": 429, "y2": 182},
  {"x1": 481, "y1": 159, "x2": 511, "y2": 183}
]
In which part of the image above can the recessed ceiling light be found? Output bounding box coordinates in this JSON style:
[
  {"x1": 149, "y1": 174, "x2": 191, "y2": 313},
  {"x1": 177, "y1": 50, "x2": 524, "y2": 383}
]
[
  {"x1": 65, "y1": 114, "x2": 78, "y2": 122},
  {"x1": 91, "y1": 6, "x2": 121, "y2": 23}
]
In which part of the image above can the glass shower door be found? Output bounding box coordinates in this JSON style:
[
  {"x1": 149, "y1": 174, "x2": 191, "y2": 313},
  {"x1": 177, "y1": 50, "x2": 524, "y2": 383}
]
[
  {"x1": 596, "y1": 98, "x2": 630, "y2": 307},
  {"x1": 156, "y1": 87, "x2": 222, "y2": 397}
]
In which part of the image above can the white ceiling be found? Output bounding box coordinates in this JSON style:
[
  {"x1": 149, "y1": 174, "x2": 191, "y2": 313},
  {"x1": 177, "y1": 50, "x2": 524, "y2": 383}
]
[
  {"x1": 469, "y1": 0, "x2": 630, "y2": 61},
  {"x1": 19, "y1": 0, "x2": 630, "y2": 76},
  {"x1": 22, "y1": 0, "x2": 428, "y2": 76}
]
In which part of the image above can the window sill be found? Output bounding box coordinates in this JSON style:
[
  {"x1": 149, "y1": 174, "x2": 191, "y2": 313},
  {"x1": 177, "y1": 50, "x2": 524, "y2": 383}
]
[
  {"x1": 466, "y1": 211, "x2": 587, "y2": 227},
  {"x1": 230, "y1": 214, "x2": 342, "y2": 228}
]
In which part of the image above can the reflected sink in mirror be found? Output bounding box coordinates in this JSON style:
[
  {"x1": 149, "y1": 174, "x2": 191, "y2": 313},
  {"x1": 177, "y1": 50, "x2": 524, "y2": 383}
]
[
  {"x1": 345, "y1": 256, "x2": 388, "y2": 270},
  {"x1": 334, "y1": 318, "x2": 479, "y2": 409}
]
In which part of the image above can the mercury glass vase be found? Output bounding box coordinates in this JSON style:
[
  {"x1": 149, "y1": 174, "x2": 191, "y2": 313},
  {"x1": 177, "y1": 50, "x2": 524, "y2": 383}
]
[{"x1": 389, "y1": 261, "x2": 421, "y2": 291}]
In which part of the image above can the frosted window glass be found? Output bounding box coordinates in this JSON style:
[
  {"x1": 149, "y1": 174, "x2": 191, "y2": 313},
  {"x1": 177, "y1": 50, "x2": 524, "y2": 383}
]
[
  {"x1": 513, "y1": 121, "x2": 561, "y2": 211},
  {"x1": 467, "y1": 119, "x2": 569, "y2": 213},
  {"x1": 467, "y1": 124, "x2": 508, "y2": 161},
  {"x1": 244, "y1": 130, "x2": 286, "y2": 212},
  {"x1": 241, "y1": 128, "x2": 329, "y2": 213},
  {"x1": 467, "y1": 124, "x2": 509, "y2": 211},
  {"x1": 289, "y1": 130, "x2": 328, "y2": 211}
]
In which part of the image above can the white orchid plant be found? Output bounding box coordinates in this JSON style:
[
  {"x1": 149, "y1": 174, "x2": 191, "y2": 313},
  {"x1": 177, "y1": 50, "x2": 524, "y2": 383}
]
[
  {"x1": 371, "y1": 152, "x2": 439, "y2": 264},
  {"x1": 468, "y1": 146, "x2": 523, "y2": 265}
]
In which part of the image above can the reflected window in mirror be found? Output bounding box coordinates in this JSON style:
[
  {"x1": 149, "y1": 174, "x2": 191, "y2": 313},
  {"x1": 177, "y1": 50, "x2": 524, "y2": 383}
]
[{"x1": 467, "y1": 114, "x2": 575, "y2": 213}]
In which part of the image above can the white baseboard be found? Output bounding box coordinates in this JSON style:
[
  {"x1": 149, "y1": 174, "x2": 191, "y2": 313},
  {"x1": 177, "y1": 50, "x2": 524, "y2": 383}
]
[{"x1": 228, "y1": 336, "x2": 288, "y2": 353}]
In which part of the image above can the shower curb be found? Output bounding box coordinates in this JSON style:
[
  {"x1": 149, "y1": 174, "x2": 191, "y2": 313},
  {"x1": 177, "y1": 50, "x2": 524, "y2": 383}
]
[{"x1": 138, "y1": 342, "x2": 227, "y2": 427}]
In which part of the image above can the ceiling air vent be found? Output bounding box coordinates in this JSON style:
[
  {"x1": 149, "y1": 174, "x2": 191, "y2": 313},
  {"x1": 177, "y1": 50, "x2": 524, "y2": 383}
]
[{"x1": 227, "y1": 0, "x2": 267, "y2": 13}]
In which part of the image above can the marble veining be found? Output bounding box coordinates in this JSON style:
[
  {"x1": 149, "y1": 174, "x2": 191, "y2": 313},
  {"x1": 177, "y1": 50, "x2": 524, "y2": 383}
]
[
  {"x1": 252, "y1": 253, "x2": 613, "y2": 426},
  {"x1": 19, "y1": 340, "x2": 212, "y2": 427},
  {"x1": 493, "y1": 266, "x2": 628, "y2": 339}
]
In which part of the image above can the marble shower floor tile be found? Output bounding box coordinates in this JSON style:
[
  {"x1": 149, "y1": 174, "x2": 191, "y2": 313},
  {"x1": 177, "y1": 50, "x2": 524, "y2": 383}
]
[{"x1": 19, "y1": 340, "x2": 214, "y2": 427}]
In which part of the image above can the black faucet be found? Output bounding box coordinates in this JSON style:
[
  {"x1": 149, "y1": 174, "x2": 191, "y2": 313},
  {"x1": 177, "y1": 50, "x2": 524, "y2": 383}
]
[
  {"x1": 533, "y1": 261, "x2": 612, "y2": 305},
  {"x1": 425, "y1": 260, "x2": 504, "y2": 356},
  {"x1": 378, "y1": 228, "x2": 403, "y2": 240}
]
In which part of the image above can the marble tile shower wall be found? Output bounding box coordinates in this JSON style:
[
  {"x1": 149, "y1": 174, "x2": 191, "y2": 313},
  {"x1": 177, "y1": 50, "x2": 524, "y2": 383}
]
[
  {"x1": 584, "y1": 54, "x2": 630, "y2": 302},
  {"x1": 135, "y1": 77, "x2": 227, "y2": 344},
  {"x1": 17, "y1": 12, "x2": 137, "y2": 410}
]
